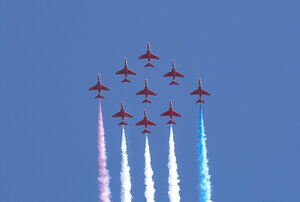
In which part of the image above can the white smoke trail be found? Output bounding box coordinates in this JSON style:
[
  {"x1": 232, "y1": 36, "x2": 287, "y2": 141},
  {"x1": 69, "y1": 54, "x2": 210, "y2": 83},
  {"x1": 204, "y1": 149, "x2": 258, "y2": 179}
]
[
  {"x1": 168, "y1": 125, "x2": 181, "y2": 202},
  {"x1": 98, "y1": 100, "x2": 111, "y2": 202},
  {"x1": 120, "y1": 126, "x2": 132, "y2": 202},
  {"x1": 144, "y1": 136, "x2": 155, "y2": 202}
]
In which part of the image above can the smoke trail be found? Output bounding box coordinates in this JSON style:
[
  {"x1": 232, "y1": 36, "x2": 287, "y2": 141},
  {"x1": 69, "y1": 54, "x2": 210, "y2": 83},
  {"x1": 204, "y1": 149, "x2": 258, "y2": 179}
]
[
  {"x1": 120, "y1": 126, "x2": 132, "y2": 202},
  {"x1": 144, "y1": 136, "x2": 155, "y2": 202},
  {"x1": 97, "y1": 100, "x2": 111, "y2": 202},
  {"x1": 198, "y1": 104, "x2": 212, "y2": 202},
  {"x1": 168, "y1": 125, "x2": 181, "y2": 202}
]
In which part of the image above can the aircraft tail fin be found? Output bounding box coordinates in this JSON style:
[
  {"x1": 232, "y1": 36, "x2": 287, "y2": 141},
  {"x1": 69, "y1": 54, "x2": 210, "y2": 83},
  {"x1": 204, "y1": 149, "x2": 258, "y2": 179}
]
[
  {"x1": 170, "y1": 81, "x2": 179, "y2": 85},
  {"x1": 145, "y1": 62, "x2": 154, "y2": 67},
  {"x1": 142, "y1": 99, "x2": 152, "y2": 103},
  {"x1": 167, "y1": 120, "x2": 176, "y2": 125},
  {"x1": 121, "y1": 78, "x2": 131, "y2": 83},
  {"x1": 95, "y1": 94, "x2": 104, "y2": 99},
  {"x1": 142, "y1": 129, "x2": 151, "y2": 134},
  {"x1": 119, "y1": 121, "x2": 128, "y2": 126},
  {"x1": 196, "y1": 99, "x2": 205, "y2": 103}
]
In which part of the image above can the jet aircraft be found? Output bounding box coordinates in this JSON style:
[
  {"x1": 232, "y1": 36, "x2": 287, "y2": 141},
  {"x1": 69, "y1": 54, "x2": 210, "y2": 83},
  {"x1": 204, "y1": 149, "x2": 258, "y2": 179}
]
[
  {"x1": 136, "y1": 109, "x2": 156, "y2": 134},
  {"x1": 112, "y1": 101, "x2": 133, "y2": 125},
  {"x1": 190, "y1": 79, "x2": 210, "y2": 103},
  {"x1": 160, "y1": 100, "x2": 181, "y2": 124},
  {"x1": 138, "y1": 42, "x2": 159, "y2": 67},
  {"x1": 136, "y1": 79, "x2": 157, "y2": 103},
  {"x1": 163, "y1": 61, "x2": 184, "y2": 85},
  {"x1": 115, "y1": 58, "x2": 136, "y2": 83},
  {"x1": 89, "y1": 74, "x2": 109, "y2": 99}
]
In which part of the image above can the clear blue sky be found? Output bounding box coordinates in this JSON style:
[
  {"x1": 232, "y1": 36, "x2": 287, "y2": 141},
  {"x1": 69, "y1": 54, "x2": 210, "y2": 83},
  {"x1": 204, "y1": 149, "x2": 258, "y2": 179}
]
[{"x1": 0, "y1": 0, "x2": 300, "y2": 201}]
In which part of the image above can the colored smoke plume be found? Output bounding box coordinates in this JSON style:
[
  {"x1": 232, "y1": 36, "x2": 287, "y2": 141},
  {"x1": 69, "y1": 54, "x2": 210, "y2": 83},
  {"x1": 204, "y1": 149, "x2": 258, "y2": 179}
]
[
  {"x1": 144, "y1": 136, "x2": 156, "y2": 202},
  {"x1": 198, "y1": 105, "x2": 212, "y2": 202},
  {"x1": 120, "y1": 126, "x2": 132, "y2": 202},
  {"x1": 98, "y1": 100, "x2": 111, "y2": 202},
  {"x1": 168, "y1": 125, "x2": 181, "y2": 202}
]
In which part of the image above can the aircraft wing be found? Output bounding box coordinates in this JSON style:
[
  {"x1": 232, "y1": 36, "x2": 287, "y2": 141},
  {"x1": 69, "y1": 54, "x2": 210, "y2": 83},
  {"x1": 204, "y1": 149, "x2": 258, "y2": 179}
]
[
  {"x1": 147, "y1": 120, "x2": 156, "y2": 126},
  {"x1": 163, "y1": 71, "x2": 173, "y2": 77},
  {"x1": 136, "y1": 119, "x2": 146, "y2": 126},
  {"x1": 136, "y1": 89, "x2": 146, "y2": 95},
  {"x1": 112, "y1": 111, "x2": 122, "y2": 118},
  {"x1": 190, "y1": 89, "x2": 200, "y2": 95},
  {"x1": 161, "y1": 110, "x2": 171, "y2": 116},
  {"x1": 138, "y1": 53, "x2": 148, "y2": 59},
  {"x1": 89, "y1": 84, "x2": 99, "y2": 91},
  {"x1": 116, "y1": 69, "x2": 126, "y2": 75},
  {"x1": 100, "y1": 84, "x2": 109, "y2": 91},
  {"x1": 124, "y1": 111, "x2": 133, "y2": 118},
  {"x1": 174, "y1": 71, "x2": 184, "y2": 77},
  {"x1": 149, "y1": 53, "x2": 159, "y2": 59},
  {"x1": 172, "y1": 111, "x2": 181, "y2": 117},
  {"x1": 127, "y1": 69, "x2": 136, "y2": 75},
  {"x1": 146, "y1": 89, "x2": 157, "y2": 96},
  {"x1": 201, "y1": 89, "x2": 210, "y2": 95}
]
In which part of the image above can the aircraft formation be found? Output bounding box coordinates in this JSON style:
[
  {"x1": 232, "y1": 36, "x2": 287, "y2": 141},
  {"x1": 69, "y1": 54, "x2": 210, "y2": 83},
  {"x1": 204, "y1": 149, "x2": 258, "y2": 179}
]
[{"x1": 89, "y1": 42, "x2": 210, "y2": 134}]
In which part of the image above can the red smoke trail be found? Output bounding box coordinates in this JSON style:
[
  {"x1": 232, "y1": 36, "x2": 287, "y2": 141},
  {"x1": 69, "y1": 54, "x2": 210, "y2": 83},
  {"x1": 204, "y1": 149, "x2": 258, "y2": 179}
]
[{"x1": 98, "y1": 100, "x2": 111, "y2": 202}]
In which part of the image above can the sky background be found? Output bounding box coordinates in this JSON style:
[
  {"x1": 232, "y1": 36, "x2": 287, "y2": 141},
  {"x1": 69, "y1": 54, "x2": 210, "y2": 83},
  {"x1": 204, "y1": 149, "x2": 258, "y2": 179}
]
[{"x1": 0, "y1": 0, "x2": 300, "y2": 201}]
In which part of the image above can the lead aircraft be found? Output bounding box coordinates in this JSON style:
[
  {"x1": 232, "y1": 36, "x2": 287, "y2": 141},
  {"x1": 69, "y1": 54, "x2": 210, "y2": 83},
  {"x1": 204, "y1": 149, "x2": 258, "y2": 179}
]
[{"x1": 138, "y1": 42, "x2": 159, "y2": 67}]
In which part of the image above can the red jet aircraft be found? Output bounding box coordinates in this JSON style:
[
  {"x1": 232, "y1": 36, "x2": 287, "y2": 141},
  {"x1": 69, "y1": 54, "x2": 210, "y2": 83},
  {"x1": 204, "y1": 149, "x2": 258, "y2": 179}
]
[
  {"x1": 136, "y1": 109, "x2": 156, "y2": 134},
  {"x1": 112, "y1": 101, "x2": 133, "y2": 125},
  {"x1": 136, "y1": 79, "x2": 157, "y2": 103},
  {"x1": 116, "y1": 58, "x2": 136, "y2": 83},
  {"x1": 89, "y1": 74, "x2": 109, "y2": 99},
  {"x1": 138, "y1": 42, "x2": 160, "y2": 67},
  {"x1": 161, "y1": 100, "x2": 181, "y2": 125},
  {"x1": 163, "y1": 61, "x2": 184, "y2": 85},
  {"x1": 190, "y1": 79, "x2": 210, "y2": 103}
]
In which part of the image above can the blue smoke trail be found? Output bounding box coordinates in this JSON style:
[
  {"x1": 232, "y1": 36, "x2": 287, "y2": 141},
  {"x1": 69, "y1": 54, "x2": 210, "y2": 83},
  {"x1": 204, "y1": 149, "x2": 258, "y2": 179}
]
[{"x1": 198, "y1": 104, "x2": 212, "y2": 202}]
